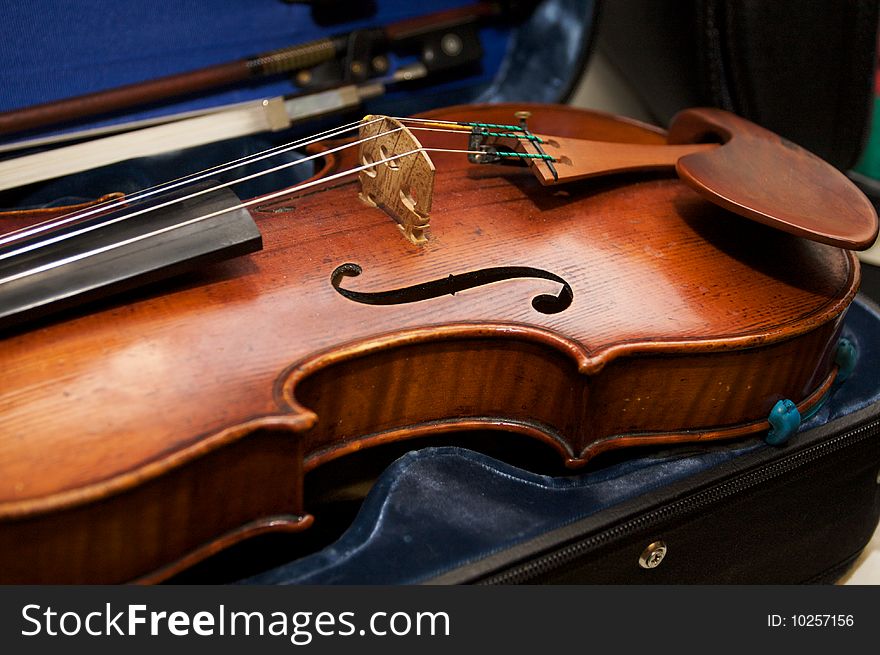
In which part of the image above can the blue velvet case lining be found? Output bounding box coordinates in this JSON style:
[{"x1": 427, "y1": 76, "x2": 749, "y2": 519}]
[
  {"x1": 0, "y1": 1, "x2": 592, "y2": 135},
  {"x1": 245, "y1": 296, "x2": 880, "y2": 584}
]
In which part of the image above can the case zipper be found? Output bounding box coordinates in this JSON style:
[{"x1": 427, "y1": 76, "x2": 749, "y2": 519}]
[{"x1": 478, "y1": 418, "x2": 880, "y2": 584}]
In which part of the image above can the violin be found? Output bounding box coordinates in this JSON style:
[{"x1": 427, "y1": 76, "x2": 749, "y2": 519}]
[{"x1": 0, "y1": 103, "x2": 876, "y2": 583}]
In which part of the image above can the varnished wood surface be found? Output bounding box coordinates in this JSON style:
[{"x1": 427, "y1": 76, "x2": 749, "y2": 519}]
[
  {"x1": 533, "y1": 136, "x2": 715, "y2": 183},
  {"x1": 0, "y1": 103, "x2": 861, "y2": 582}
]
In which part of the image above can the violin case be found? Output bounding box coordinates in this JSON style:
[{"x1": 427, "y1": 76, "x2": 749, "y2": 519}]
[{"x1": 2, "y1": 1, "x2": 879, "y2": 585}]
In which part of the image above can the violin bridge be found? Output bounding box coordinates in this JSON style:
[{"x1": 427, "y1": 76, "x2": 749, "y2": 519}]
[{"x1": 358, "y1": 115, "x2": 435, "y2": 245}]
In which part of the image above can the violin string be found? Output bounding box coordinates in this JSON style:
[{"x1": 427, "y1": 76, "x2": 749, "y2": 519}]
[
  {"x1": 0, "y1": 121, "x2": 497, "y2": 262},
  {"x1": 8, "y1": 117, "x2": 505, "y2": 245},
  {"x1": 397, "y1": 119, "x2": 473, "y2": 132},
  {"x1": 0, "y1": 117, "x2": 386, "y2": 247},
  {"x1": 0, "y1": 124, "x2": 412, "y2": 263},
  {"x1": 394, "y1": 117, "x2": 529, "y2": 133},
  {"x1": 392, "y1": 117, "x2": 470, "y2": 123},
  {"x1": 0, "y1": 118, "x2": 382, "y2": 244},
  {"x1": 2, "y1": 118, "x2": 504, "y2": 249},
  {"x1": 408, "y1": 125, "x2": 538, "y2": 139},
  {"x1": 0, "y1": 145, "x2": 488, "y2": 288}
]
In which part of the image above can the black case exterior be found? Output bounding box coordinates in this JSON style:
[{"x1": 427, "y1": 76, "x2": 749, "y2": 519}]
[{"x1": 449, "y1": 403, "x2": 880, "y2": 584}]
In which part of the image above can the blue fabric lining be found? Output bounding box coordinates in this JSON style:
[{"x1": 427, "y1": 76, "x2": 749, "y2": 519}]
[{"x1": 244, "y1": 296, "x2": 880, "y2": 584}]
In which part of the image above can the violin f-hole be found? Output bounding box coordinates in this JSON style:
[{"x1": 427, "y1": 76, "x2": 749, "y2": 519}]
[{"x1": 330, "y1": 263, "x2": 573, "y2": 314}]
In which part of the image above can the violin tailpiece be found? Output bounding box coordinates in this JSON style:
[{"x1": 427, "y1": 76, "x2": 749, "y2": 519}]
[{"x1": 357, "y1": 115, "x2": 435, "y2": 245}]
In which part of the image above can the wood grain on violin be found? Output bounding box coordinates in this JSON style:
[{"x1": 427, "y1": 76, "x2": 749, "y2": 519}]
[{"x1": 0, "y1": 104, "x2": 870, "y2": 583}]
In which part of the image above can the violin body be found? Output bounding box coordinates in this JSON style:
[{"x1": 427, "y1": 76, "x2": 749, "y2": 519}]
[{"x1": 0, "y1": 104, "x2": 861, "y2": 583}]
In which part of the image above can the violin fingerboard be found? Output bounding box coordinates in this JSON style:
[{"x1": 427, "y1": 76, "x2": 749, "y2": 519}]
[{"x1": 0, "y1": 186, "x2": 261, "y2": 331}]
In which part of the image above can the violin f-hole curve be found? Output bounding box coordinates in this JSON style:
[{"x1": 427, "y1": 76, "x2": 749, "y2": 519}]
[{"x1": 330, "y1": 263, "x2": 574, "y2": 314}]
